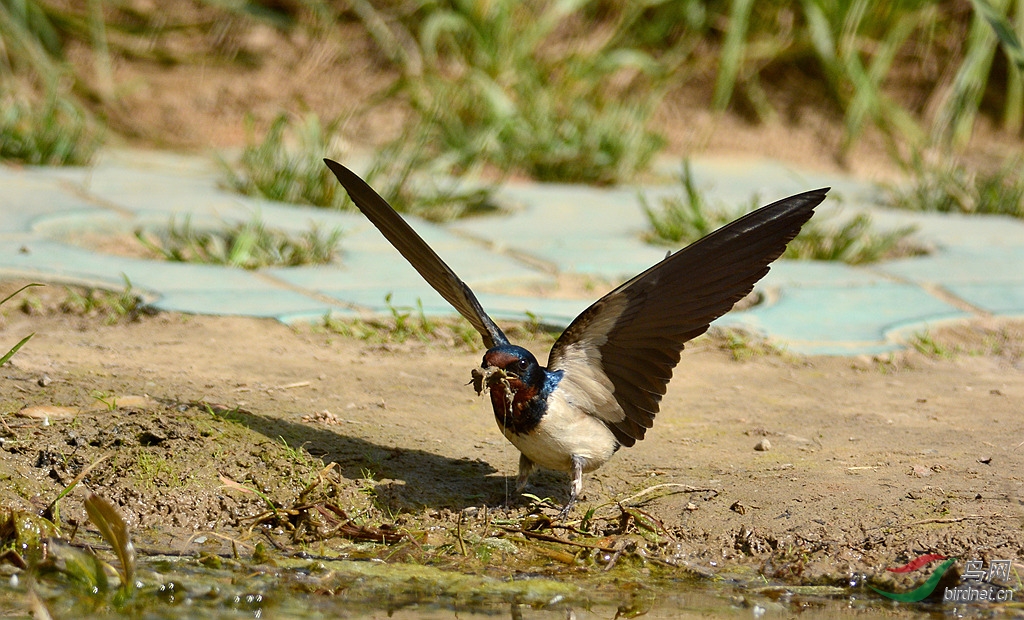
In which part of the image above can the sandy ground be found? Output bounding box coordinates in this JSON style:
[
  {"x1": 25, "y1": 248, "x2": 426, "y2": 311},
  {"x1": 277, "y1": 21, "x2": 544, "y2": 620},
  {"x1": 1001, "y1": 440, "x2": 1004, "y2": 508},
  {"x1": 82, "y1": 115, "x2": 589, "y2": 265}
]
[{"x1": 1, "y1": 282, "x2": 1022, "y2": 593}]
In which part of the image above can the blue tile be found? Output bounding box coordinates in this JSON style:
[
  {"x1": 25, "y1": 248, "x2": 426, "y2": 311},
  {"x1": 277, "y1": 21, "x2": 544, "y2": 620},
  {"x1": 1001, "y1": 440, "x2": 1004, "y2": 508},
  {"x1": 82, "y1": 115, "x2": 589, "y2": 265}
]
[{"x1": 720, "y1": 283, "x2": 970, "y2": 354}]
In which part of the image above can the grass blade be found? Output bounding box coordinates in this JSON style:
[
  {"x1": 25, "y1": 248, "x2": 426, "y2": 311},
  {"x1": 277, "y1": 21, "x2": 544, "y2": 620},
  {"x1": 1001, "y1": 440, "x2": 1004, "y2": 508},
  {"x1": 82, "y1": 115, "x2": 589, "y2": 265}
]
[
  {"x1": 712, "y1": 0, "x2": 754, "y2": 111},
  {"x1": 0, "y1": 333, "x2": 33, "y2": 367},
  {"x1": 1006, "y1": 0, "x2": 1024, "y2": 131},
  {"x1": 971, "y1": 0, "x2": 1024, "y2": 72},
  {"x1": 0, "y1": 282, "x2": 43, "y2": 306},
  {"x1": 935, "y1": 1, "x2": 1004, "y2": 147},
  {"x1": 83, "y1": 493, "x2": 136, "y2": 593},
  {"x1": 970, "y1": 0, "x2": 1024, "y2": 130},
  {"x1": 0, "y1": 282, "x2": 42, "y2": 367},
  {"x1": 44, "y1": 455, "x2": 112, "y2": 523}
]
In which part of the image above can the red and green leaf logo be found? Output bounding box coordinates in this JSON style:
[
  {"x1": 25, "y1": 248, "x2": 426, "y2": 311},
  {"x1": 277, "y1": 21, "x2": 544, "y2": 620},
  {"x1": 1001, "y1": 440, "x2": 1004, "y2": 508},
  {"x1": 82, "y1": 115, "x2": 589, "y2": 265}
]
[{"x1": 871, "y1": 554, "x2": 956, "y2": 602}]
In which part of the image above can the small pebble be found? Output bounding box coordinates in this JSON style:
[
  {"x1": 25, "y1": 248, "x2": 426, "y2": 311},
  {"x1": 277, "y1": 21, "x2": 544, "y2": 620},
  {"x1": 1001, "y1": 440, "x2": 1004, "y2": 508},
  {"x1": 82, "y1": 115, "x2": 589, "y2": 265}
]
[
  {"x1": 685, "y1": 502, "x2": 698, "y2": 511},
  {"x1": 754, "y1": 438, "x2": 771, "y2": 452},
  {"x1": 37, "y1": 375, "x2": 51, "y2": 387}
]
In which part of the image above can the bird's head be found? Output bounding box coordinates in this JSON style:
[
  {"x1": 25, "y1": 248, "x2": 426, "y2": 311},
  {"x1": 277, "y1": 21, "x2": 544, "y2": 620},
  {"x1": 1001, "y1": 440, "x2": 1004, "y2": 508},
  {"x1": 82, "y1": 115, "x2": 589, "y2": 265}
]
[
  {"x1": 481, "y1": 344, "x2": 542, "y2": 386},
  {"x1": 471, "y1": 344, "x2": 544, "y2": 400}
]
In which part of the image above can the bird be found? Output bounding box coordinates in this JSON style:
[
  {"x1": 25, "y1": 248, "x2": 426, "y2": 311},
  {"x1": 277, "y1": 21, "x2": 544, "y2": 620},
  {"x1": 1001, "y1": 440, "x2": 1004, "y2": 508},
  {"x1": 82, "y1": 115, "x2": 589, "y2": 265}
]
[{"x1": 324, "y1": 158, "x2": 828, "y2": 517}]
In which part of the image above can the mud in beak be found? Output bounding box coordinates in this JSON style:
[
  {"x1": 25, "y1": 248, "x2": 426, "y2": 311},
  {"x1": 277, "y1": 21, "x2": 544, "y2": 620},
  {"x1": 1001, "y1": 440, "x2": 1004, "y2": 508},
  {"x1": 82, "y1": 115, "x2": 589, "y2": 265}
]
[{"x1": 471, "y1": 365, "x2": 513, "y2": 395}]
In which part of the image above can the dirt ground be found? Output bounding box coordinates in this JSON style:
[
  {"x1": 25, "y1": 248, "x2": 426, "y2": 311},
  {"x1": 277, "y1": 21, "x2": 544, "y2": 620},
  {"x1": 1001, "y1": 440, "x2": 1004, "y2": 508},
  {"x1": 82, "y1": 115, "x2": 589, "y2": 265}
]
[{"x1": 1, "y1": 281, "x2": 1022, "y2": 595}]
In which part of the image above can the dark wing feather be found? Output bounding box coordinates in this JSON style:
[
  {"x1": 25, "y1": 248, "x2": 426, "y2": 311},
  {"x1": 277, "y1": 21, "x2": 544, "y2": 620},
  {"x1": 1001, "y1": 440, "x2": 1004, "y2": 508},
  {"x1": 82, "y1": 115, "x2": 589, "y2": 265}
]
[
  {"x1": 547, "y1": 188, "x2": 828, "y2": 447},
  {"x1": 324, "y1": 159, "x2": 508, "y2": 348}
]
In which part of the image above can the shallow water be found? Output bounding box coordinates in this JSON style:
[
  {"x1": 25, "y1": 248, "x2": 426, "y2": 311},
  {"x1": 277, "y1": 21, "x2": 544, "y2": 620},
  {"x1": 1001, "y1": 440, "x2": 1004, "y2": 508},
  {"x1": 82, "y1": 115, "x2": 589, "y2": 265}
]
[{"x1": 2, "y1": 553, "x2": 1013, "y2": 619}]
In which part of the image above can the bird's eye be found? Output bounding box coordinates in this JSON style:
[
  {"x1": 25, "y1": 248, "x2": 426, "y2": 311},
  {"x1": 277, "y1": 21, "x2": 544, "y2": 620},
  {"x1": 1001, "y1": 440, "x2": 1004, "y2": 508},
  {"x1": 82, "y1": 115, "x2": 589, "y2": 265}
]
[{"x1": 516, "y1": 359, "x2": 530, "y2": 371}]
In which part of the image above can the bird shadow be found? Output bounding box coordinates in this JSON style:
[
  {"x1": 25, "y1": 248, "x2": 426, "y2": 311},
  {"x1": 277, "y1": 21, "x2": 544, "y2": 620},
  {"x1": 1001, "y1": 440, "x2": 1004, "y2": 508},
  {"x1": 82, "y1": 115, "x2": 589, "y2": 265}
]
[{"x1": 221, "y1": 407, "x2": 567, "y2": 512}]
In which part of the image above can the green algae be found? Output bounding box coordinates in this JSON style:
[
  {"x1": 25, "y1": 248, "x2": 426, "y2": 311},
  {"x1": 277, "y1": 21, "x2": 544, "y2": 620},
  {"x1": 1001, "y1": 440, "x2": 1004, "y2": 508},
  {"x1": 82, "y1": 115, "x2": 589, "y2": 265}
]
[
  {"x1": 0, "y1": 532, "x2": 978, "y2": 619},
  {"x1": 0, "y1": 511, "x2": 59, "y2": 566}
]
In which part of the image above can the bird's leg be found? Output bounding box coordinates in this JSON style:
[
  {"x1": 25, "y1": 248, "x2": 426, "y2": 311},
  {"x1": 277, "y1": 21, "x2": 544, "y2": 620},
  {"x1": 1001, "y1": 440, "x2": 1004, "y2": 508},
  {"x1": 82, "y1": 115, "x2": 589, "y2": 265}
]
[
  {"x1": 500, "y1": 453, "x2": 536, "y2": 508},
  {"x1": 515, "y1": 453, "x2": 535, "y2": 494},
  {"x1": 557, "y1": 455, "x2": 585, "y2": 520}
]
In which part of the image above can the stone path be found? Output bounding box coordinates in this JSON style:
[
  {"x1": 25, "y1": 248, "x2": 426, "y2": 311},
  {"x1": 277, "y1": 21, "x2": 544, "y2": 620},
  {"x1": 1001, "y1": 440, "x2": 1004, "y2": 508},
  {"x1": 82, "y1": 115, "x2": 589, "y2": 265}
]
[{"x1": 2, "y1": 150, "x2": 1021, "y2": 355}]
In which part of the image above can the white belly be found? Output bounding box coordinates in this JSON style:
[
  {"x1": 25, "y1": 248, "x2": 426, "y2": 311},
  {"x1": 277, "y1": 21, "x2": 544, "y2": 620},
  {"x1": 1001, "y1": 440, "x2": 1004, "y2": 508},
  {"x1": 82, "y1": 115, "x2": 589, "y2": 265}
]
[{"x1": 502, "y1": 391, "x2": 619, "y2": 473}]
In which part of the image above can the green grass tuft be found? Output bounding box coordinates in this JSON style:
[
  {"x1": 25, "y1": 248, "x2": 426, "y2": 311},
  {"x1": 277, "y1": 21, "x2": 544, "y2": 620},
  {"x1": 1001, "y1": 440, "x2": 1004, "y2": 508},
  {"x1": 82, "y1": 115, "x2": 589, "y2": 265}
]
[
  {"x1": 0, "y1": 89, "x2": 100, "y2": 165},
  {"x1": 910, "y1": 330, "x2": 954, "y2": 359},
  {"x1": 642, "y1": 162, "x2": 924, "y2": 265},
  {"x1": 886, "y1": 156, "x2": 1024, "y2": 218},
  {"x1": 781, "y1": 213, "x2": 924, "y2": 265},
  {"x1": 717, "y1": 328, "x2": 789, "y2": 361},
  {"x1": 321, "y1": 295, "x2": 466, "y2": 347},
  {"x1": 362, "y1": 120, "x2": 502, "y2": 223},
  {"x1": 376, "y1": 0, "x2": 667, "y2": 185},
  {"x1": 640, "y1": 162, "x2": 759, "y2": 245},
  {"x1": 222, "y1": 112, "x2": 499, "y2": 222},
  {"x1": 59, "y1": 276, "x2": 146, "y2": 324},
  {"x1": 135, "y1": 214, "x2": 342, "y2": 270},
  {"x1": 221, "y1": 113, "x2": 351, "y2": 209}
]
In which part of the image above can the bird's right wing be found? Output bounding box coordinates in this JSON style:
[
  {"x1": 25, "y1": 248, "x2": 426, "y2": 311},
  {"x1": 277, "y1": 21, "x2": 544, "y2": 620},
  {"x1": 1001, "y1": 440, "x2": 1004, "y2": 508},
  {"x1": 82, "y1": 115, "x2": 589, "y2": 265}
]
[
  {"x1": 324, "y1": 159, "x2": 508, "y2": 348},
  {"x1": 547, "y1": 188, "x2": 828, "y2": 447}
]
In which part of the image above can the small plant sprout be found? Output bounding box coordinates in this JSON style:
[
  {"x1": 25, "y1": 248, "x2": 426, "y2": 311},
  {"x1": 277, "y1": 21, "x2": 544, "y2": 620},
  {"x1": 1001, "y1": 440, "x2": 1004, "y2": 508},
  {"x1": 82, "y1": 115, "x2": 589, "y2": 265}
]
[
  {"x1": 59, "y1": 276, "x2": 146, "y2": 324},
  {"x1": 90, "y1": 391, "x2": 118, "y2": 411},
  {"x1": 910, "y1": 330, "x2": 954, "y2": 359},
  {"x1": 43, "y1": 454, "x2": 112, "y2": 526}
]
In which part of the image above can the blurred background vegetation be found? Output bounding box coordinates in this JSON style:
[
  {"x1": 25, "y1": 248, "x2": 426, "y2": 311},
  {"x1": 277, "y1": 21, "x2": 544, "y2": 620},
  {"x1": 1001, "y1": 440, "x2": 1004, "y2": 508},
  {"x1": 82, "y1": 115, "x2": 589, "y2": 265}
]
[{"x1": 1, "y1": 0, "x2": 1023, "y2": 221}]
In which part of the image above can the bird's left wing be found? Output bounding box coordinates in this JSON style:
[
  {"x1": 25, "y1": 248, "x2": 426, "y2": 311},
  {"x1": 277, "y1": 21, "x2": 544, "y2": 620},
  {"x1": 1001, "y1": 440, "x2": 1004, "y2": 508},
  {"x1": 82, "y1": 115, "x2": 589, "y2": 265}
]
[
  {"x1": 324, "y1": 159, "x2": 508, "y2": 348},
  {"x1": 547, "y1": 188, "x2": 829, "y2": 447}
]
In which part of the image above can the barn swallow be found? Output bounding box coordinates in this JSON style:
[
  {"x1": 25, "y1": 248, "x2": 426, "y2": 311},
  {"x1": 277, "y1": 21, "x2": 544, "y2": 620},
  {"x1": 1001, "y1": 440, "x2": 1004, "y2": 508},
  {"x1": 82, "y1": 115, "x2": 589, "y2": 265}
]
[{"x1": 324, "y1": 159, "x2": 827, "y2": 516}]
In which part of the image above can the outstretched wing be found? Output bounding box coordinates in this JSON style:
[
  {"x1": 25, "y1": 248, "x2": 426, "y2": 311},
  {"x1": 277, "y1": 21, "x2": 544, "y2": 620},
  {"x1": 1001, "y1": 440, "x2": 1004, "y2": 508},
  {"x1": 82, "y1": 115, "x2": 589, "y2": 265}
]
[
  {"x1": 547, "y1": 188, "x2": 829, "y2": 447},
  {"x1": 324, "y1": 159, "x2": 508, "y2": 348}
]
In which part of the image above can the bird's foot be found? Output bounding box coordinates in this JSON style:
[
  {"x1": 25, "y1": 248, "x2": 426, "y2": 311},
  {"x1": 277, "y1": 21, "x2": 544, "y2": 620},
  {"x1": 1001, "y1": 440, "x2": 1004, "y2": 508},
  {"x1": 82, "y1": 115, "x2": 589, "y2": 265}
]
[
  {"x1": 554, "y1": 455, "x2": 585, "y2": 521},
  {"x1": 555, "y1": 501, "x2": 575, "y2": 521}
]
